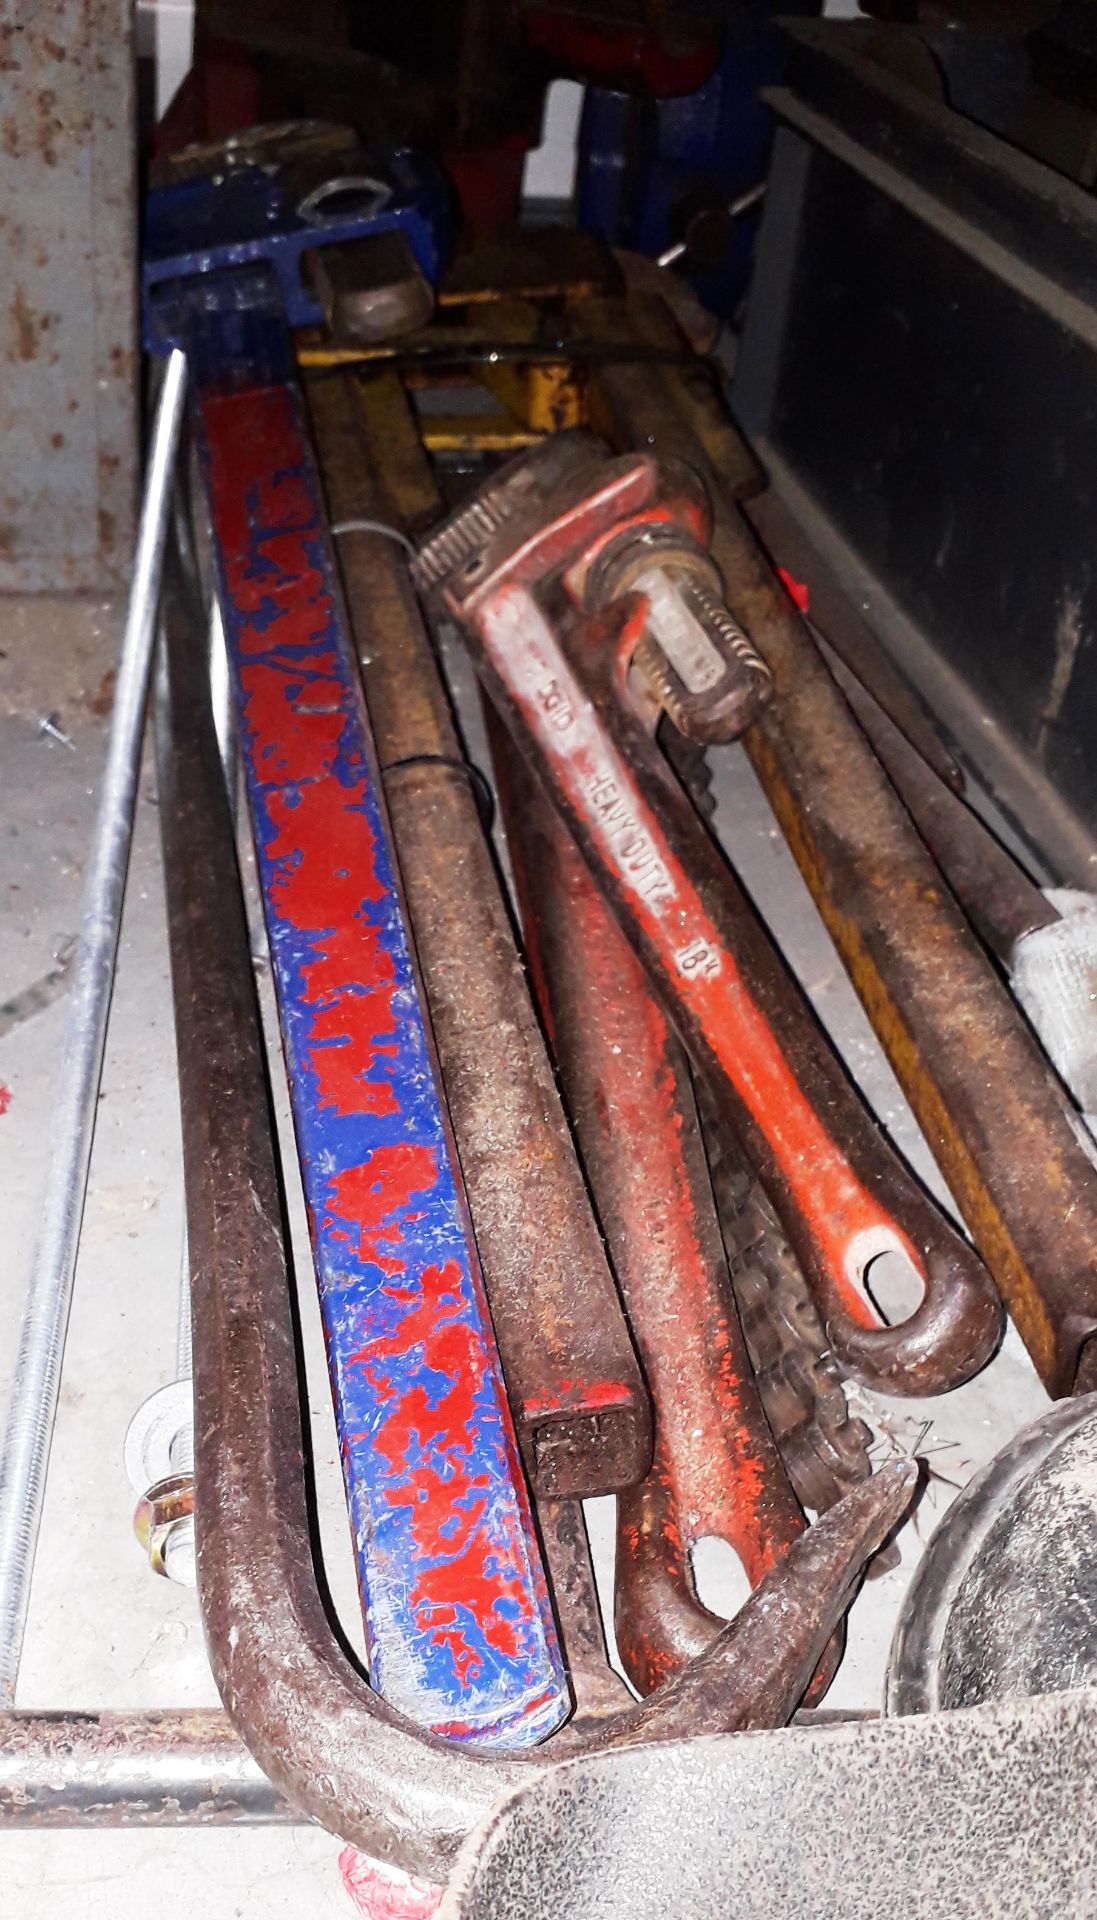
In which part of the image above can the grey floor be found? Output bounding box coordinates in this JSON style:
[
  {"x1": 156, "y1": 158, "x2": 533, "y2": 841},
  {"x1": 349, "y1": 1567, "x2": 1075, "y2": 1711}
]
[{"x1": 0, "y1": 587, "x2": 1049, "y2": 1915}]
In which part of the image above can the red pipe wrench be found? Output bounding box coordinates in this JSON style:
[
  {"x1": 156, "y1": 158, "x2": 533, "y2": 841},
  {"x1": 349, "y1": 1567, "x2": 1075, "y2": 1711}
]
[{"x1": 418, "y1": 432, "x2": 1002, "y2": 1395}]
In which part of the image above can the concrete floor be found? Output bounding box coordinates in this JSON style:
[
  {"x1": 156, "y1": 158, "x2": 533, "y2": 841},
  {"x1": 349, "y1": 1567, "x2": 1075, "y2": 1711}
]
[{"x1": 0, "y1": 582, "x2": 1050, "y2": 1914}]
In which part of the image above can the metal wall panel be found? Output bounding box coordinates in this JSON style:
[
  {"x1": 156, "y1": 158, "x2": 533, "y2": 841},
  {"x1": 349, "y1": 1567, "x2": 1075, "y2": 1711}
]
[
  {"x1": 0, "y1": 2, "x2": 136, "y2": 593},
  {"x1": 733, "y1": 22, "x2": 1097, "y2": 881}
]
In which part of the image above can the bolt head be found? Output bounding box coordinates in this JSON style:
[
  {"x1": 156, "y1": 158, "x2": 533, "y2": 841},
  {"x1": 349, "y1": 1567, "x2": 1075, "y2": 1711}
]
[{"x1": 133, "y1": 1472, "x2": 195, "y2": 1584}]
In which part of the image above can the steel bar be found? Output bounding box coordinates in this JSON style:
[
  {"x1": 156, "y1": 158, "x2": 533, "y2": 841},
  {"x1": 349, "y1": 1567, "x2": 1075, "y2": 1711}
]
[
  {"x1": 826, "y1": 648, "x2": 1057, "y2": 960},
  {"x1": 743, "y1": 490, "x2": 966, "y2": 797},
  {"x1": 582, "y1": 296, "x2": 1097, "y2": 1398},
  {"x1": 0, "y1": 347, "x2": 187, "y2": 1704},
  {"x1": 307, "y1": 370, "x2": 634, "y2": 1721},
  {"x1": 158, "y1": 548, "x2": 519, "y2": 1869},
  {"x1": 0, "y1": 1711, "x2": 290, "y2": 1828},
  {"x1": 192, "y1": 332, "x2": 566, "y2": 1747},
  {"x1": 534, "y1": 1499, "x2": 631, "y2": 1733},
  {"x1": 306, "y1": 366, "x2": 651, "y2": 1503},
  {"x1": 744, "y1": 490, "x2": 1053, "y2": 956}
]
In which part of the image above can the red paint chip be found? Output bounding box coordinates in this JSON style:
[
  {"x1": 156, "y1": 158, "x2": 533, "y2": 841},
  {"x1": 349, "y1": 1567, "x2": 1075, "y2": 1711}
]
[
  {"x1": 339, "y1": 1846, "x2": 442, "y2": 1919},
  {"x1": 777, "y1": 565, "x2": 810, "y2": 614}
]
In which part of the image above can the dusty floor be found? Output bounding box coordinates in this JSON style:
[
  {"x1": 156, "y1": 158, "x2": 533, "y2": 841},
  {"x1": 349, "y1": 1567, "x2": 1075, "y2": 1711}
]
[{"x1": 0, "y1": 585, "x2": 1049, "y2": 1915}]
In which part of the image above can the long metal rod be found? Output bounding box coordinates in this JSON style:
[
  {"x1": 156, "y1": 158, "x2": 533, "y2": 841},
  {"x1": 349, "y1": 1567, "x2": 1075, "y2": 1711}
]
[
  {"x1": 174, "y1": 600, "x2": 233, "y2": 1393},
  {"x1": 308, "y1": 368, "x2": 651, "y2": 1507},
  {"x1": 0, "y1": 348, "x2": 188, "y2": 1701},
  {"x1": 0, "y1": 1710, "x2": 290, "y2": 1828}
]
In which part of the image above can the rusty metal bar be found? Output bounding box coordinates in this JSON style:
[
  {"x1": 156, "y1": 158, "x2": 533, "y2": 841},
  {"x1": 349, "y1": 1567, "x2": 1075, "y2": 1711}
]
[
  {"x1": 308, "y1": 366, "x2": 651, "y2": 1503},
  {"x1": 536, "y1": 1499, "x2": 632, "y2": 1733},
  {"x1": 818, "y1": 641, "x2": 1057, "y2": 961},
  {"x1": 582, "y1": 297, "x2": 1097, "y2": 1398},
  {"x1": 0, "y1": 1712, "x2": 289, "y2": 1828},
  {"x1": 194, "y1": 352, "x2": 566, "y2": 1745},
  {"x1": 157, "y1": 554, "x2": 518, "y2": 1870},
  {"x1": 746, "y1": 488, "x2": 1053, "y2": 957},
  {"x1": 745, "y1": 491, "x2": 966, "y2": 797}
]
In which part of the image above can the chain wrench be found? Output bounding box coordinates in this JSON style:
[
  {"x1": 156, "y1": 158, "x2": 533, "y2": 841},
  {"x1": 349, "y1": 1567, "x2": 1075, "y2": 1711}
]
[{"x1": 490, "y1": 727, "x2": 843, "y2": 1699}]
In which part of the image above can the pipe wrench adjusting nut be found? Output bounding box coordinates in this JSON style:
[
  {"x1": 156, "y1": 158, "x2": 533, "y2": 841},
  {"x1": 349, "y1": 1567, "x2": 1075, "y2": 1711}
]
[{"x1": 590, "y1": 532, "x2": 773, "y2": 745}]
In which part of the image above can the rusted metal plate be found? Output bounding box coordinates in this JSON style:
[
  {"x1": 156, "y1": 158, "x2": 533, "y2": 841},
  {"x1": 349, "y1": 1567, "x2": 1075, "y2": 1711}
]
[{"x1": 0, "y1": 2, "x2": 136, "y2": 591}]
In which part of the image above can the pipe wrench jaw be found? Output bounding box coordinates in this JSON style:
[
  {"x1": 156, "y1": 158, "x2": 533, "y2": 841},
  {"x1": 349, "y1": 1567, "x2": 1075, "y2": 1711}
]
[{"x1": 418, "y1": 431, "x2": 773, "y2": 745}]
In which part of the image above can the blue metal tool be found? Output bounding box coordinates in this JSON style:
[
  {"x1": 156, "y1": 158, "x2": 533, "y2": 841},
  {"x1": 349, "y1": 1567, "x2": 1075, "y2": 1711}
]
[
  {"x1": 576, "y1": 23, "x2": 781, "y2": 321},
  {"x1": 144, "y1": 134, "x2": 568, "y2": 1747},
  {"x1": 143, "y1": 129, "x2": 450, "y2": 348}
]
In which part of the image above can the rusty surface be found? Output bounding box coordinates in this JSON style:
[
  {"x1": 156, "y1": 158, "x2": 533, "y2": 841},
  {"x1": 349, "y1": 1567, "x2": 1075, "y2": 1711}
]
[
  {"x1": 586, "y1": 1460, "x2": 917, "y2": 1751},
  {"x1": 581, "y1": 299, "x2": 1097, "y2": 1399},
  {"x1": 0, "y1": 1711, "x2": 289, "y2": 1827},
  {"x1": 708, "y1": 1126, "x2": 876, "y2": 1517},
  {"x1": 821, "y1": 645, "x2": 1056, "y2": 961},
  {"x1": 535, "y1": 1499, "x2": 632, "y2": 1734},
  {"x1": 744, "y1": 489, "x2": 965, "y2": 797},
  {"x1": 196, "y1": 352, "x2": 565, "y2": 1743},
  {"x1": 614, "y1": 1462, "x2": 718, "y2": 1693},
  {"x1": 749, "y1": 478, "x2": 1050, "y2": 957},
  {"x1": 491, "y1": 725, "x2": 814, "y2": 1696},
  {"x1": 439, "y1": 229, "x2": 621, "y2": 308},
  {"x1": 424, "y1": 431, "x2": 1002, "y2": 1397},
  {"x1": 590, "y1": 537, "x2": 773, "y2": 747},
  {"x1": 159, "y1": 554, "x2": 522, "y2": 1867},
  {"x1": 0, "y1": 0, "x2": 136, "y2": 591},
  {"x1": 310, "y1": 368, "x2": 651, "y2": 1501},
  {"x1": 664, "y1": 727, "x2": 875, "y2": 1517},
  {"x1": 157, "y1": 547, "x2": 891, "y2": 1864}
]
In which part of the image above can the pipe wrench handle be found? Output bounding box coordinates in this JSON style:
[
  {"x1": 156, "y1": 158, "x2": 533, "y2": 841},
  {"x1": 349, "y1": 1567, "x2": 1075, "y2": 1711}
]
[{"x1": 462, "y1": 583, "x2": 1001, "y2": 1396}]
